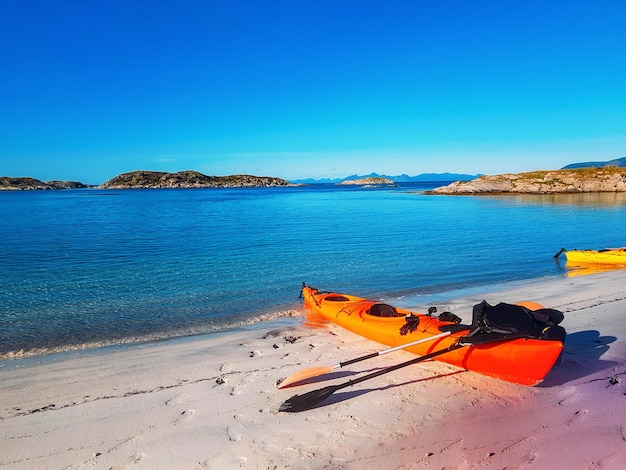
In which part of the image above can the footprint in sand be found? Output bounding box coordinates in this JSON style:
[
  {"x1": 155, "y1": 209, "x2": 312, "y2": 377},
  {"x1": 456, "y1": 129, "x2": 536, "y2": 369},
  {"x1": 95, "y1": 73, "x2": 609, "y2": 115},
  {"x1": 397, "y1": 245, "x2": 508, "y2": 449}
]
[
  {"x1": 230, "y1": 372, "x2": 258, "y2": 396},
  {"x1": 416, "y1": 438, "x2": 463, "y2": 465},
  {"x1": 173, "y1": 409, "x2": 195, "y2": 426},
  {"x1": 566, "y1": 409, "x2": 589, "y2": 425},
  {"x1": 227, "y1": 414, "x2": 245, "y2": 442},
  {"x1": 227, "y1": 427, "x2": 243, "y2": 441},
  {"x1": 558, "y1": 393, "x2": 582, "y2": 406},
  {"x1": 558, "y1": 385, "x2": 582, "y2": 406},
  {"x1": 109, "y1": 452, "x2": 145, "y2": 470},
  {"x1": 108, "y1": 435, "x2": 142, "y2": 453},
  {"x1": 500, "y1": 436, "x2": 534, "y2": 454},
  {"x1": 525, "y1": 452, "x2": 539, "y2": 463},
  {"x1": 165, "y1": 393, "x2": 190, "y2": 406}
]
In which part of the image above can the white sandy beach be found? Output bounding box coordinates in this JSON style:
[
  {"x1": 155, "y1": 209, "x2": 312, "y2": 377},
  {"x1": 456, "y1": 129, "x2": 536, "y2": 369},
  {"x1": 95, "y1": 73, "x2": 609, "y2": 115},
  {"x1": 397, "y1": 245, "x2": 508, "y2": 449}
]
[{"x1": 2, "y1": 270, "x2": 626, "y2": 469}]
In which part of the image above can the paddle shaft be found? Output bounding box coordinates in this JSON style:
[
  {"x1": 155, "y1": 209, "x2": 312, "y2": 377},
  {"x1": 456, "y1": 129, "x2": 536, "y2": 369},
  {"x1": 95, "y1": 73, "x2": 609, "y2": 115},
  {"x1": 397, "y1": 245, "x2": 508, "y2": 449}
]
[
  {"x1": 278, "y1": 330, "x2": 457, "y2": 389},
  {"x1": 279, "y1": 342, "x2": 467, "y2": 412},
  {"x1": 337, "y1": 342, "x2": 465, "y2": 390},
  {"x1": 281, "y1": 331, "x2": 541, "y2": 412},
  {"x1": 336, "y1": 330, "x2": 452, "y2": 368}
]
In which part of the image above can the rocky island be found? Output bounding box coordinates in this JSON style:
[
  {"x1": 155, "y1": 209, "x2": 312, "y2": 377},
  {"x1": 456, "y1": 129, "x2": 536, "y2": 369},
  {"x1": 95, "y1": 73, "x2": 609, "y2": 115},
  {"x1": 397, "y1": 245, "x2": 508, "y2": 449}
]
[
  {"x1": 0, "y1": 171, "x2": 296, "y2": 190},
  {"x1": 0, "y1": 177, "x2": 91, "y2": 191},
  {"x1": 339, "y1": 177, "x2": 395, "y2": 186},
  {"x1": 431, "y1": 167, "x2": 626, "y2": 194},
  {"x1": 98, "y1": 170, "x2": 295, "y2": 189}
]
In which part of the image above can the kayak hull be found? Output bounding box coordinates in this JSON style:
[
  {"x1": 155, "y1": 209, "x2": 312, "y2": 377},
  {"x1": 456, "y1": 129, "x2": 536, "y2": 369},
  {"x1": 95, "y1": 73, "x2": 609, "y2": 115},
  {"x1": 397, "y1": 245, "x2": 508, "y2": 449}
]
[
  {"x1": 302, "y1": 287, "x2": 564, "y2": 386},
  {"x1": 564, "y1": 248, "x2": 626, "y2": 266}
]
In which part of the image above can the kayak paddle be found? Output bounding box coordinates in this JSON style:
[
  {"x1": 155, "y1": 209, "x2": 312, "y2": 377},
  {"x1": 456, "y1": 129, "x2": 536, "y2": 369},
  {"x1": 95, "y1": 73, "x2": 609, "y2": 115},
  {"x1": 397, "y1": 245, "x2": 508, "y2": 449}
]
[
  {"x1": 279, "y1": 331, "x2": 531, "y2": 413},
  {"x1": 279, "y1": 342, "x2": 465, "y2": 412},
  {"x1": 277, "y1": 330, "x2": 453, "y2": 389}
]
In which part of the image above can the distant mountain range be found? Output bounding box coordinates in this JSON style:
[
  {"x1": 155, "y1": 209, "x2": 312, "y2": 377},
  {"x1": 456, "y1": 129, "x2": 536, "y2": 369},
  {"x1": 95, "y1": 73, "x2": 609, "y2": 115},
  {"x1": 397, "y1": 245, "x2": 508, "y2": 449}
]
[
  {"x1": 293, "y1": 158, "x2": 626, "y2": 183},
  {"x1": 290, "y1": 172, "x2": 479, "y2": 184},
  {"x1": 562, "y1": 157, "x2": 626, "y2": 169}
]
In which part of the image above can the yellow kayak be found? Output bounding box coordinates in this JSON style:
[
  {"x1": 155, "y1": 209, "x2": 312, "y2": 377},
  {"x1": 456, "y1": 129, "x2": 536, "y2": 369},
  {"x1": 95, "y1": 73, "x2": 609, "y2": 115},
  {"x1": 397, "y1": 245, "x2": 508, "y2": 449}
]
[{"x1": 558, "y1": 247, "x2": 626, "y2": 265}]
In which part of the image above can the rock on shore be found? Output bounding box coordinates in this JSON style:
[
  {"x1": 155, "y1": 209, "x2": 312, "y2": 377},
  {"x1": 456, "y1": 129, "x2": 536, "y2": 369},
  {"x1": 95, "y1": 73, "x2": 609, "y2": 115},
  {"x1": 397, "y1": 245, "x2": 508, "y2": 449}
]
[
  {"x1": 431, "y1": 168, "x2": 626, "y2": 194},
  {"x1": 99, "y1": 170, "x2": 295, "y2": 189}
]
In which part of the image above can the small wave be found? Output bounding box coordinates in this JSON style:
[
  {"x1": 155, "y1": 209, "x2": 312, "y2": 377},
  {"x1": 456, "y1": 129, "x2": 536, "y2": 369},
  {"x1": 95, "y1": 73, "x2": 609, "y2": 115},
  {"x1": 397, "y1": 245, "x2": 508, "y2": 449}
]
[{"x1": 0, "y1": 309, "x2": 304, "y2": 360}]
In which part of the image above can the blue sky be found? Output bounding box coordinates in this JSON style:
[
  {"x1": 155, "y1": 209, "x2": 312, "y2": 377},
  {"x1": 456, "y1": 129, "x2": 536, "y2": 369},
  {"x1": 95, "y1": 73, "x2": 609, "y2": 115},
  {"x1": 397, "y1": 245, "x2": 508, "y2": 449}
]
[{"x1": 2, "y1": 1, "x2": 626, "y2": 184}]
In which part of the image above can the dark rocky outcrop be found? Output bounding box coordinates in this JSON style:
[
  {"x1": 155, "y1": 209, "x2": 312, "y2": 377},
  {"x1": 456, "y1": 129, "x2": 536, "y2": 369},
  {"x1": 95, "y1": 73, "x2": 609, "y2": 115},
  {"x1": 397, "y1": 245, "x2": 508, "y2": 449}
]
[
  {"x1": 98, "y1": 170, "x2": 295, "y2": 189},
  {"x1": 0, "y1": 177, "x2": 90, "y2": 191},
  {"x1": 431, "y1": 168, "x2": 626, "y2": 194}
]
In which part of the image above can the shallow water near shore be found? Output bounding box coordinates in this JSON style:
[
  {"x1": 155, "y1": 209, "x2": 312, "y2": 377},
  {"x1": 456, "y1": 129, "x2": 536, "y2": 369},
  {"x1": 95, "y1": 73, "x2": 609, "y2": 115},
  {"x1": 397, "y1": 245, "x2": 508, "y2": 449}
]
[{"x1": 2, "y1": 183, "x2": 626, "y2": 357}]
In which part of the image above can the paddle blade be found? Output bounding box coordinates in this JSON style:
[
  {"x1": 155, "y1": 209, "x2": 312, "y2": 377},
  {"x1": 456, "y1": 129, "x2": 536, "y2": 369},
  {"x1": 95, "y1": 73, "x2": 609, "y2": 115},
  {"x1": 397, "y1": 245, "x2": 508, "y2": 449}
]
[
  {"x1": 278, "y1": 366, "x2": 334, "y2": 389},
  {"x1": 279, "y1": 384, "x2": 340, "y2": 412}
]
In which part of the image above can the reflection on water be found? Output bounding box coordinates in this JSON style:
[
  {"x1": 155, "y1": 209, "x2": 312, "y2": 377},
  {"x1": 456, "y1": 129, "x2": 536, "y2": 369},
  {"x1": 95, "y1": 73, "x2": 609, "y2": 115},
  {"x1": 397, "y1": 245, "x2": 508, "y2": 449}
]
[
  {"x1": 490, "y1": 192, "x2": 626, "y2": 207},
  {"x1": 562, "y1": 260, "x2": 626, "y2": 278}
]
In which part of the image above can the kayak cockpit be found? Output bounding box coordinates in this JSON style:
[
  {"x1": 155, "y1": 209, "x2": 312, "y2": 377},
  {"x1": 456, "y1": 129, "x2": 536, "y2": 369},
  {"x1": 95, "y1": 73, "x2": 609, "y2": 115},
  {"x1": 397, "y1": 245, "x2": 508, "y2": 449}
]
[
  {"x1": 366, "y1": 303, "x2": 406, "y2": 318},
  {"x1": 324, "y1": 295, "x2": 351, "y2": 302}
]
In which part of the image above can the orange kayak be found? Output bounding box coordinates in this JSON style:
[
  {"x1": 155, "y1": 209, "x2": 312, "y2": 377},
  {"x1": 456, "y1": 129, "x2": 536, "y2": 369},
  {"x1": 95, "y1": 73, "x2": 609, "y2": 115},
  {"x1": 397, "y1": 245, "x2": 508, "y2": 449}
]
[{"x1": 301, "y1": 285, "x2": 565, "y2": 386}]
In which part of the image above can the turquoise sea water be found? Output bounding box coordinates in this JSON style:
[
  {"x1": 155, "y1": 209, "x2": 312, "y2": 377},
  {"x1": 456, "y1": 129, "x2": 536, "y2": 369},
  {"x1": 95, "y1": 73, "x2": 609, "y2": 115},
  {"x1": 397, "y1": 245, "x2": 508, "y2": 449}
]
[{"x1": 2, "y1": 184, "x2": 626, "y2": 357}]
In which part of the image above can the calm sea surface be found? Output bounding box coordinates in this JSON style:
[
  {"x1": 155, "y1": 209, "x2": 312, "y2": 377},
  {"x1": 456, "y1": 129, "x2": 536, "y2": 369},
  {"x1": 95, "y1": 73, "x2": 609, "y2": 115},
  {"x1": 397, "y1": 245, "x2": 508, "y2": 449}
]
[{"x1": 2, "y1": 183, "x2": 626, "y2": 358}]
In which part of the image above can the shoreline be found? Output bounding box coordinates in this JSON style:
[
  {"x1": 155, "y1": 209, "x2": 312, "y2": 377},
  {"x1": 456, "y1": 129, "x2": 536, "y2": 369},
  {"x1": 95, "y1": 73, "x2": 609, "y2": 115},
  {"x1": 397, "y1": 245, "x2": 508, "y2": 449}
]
[
  {"x1": 2, "y1": 270, "x2": 626, "y2": 468},
  {"x1": 0, "y1": 308, "x2": 303, "y2": 362},
  {"x1": 0, "y1": 316, "x2": 304, "y2": 371},
  {"x1": 0, "y1": 272, "x2": 569, "y2": 362}
]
